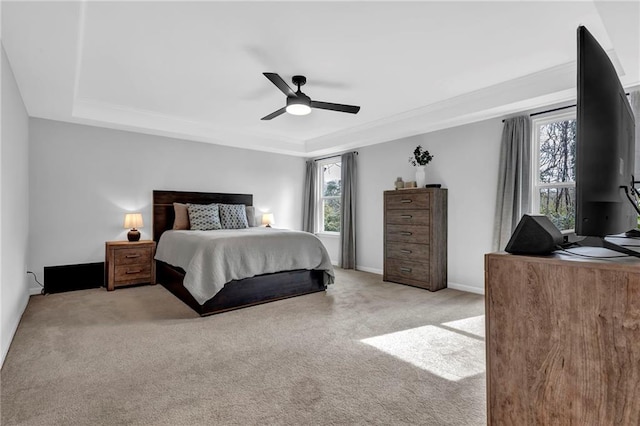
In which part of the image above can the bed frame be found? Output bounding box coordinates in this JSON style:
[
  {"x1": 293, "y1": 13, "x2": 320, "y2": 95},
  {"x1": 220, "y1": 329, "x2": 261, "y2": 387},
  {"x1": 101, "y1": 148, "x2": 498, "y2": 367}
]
[{"x1": 153, "y1": 190, "x2": 326, "y2": 316}]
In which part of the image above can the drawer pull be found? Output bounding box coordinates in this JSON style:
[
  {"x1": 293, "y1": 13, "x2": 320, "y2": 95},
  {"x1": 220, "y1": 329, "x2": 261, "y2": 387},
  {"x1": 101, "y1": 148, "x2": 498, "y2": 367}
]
[
  {"x1": 401, "y1": 215, "x2": 413, "y2": 219},
  {"x1": 400, "y1": 232, "x2": 413, "y2": 236},
  {"x1": 400, "y1": 199, "x2": 412, "y2": 203},
  {"x1": 400, "y1": 267, "x2": 412, "y2": 273},
  {"x1": 126, "y1": 270, "x2": 142, "y2": 274},
  {"x1": 125, "y1": 254, "x2": 141, "y2": 258},
  {"x1": 400, "y1": 249, "x2": 412, "y2": 254}
]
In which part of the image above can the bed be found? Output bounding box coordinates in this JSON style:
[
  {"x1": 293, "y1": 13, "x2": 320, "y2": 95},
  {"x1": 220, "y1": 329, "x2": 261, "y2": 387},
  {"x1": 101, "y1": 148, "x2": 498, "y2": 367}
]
[{"x1": 153, "y1": 190, "x2": 333, "y2": 316}]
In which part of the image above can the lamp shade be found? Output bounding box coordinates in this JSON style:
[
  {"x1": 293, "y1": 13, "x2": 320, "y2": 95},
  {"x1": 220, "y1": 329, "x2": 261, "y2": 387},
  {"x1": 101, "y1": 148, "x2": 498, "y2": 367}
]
[
  {"x1": 124, "y1": 213, "x2": 144, "y2": 229},
  {"x1": 261, "y1": 213, "x2": 274, "y2": 227}
]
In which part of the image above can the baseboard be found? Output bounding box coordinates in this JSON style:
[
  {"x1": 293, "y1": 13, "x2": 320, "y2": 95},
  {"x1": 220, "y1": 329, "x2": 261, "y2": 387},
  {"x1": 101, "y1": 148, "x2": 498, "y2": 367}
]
[
  {"x1": 355, "y1": 265, "x2": 383, "y2": 275},
  {"x1": 448, "y1": 281, "x2": 485, "y2": 295},
  {"x1": 0, "y1": 291, "x2": 30, "y2": 369},
  {"x1": 29, "y1": 286, "x2": 43, "y2": 296}
]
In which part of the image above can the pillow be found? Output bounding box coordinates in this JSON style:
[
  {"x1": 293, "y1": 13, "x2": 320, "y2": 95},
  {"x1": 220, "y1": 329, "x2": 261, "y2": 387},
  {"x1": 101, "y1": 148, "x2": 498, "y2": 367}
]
[
  {"x1": 245, "y1": 206, "x2": 256, "y2": 227},
  {"x1": 173, "y1": 203, "x2": 190, "y2": 230},
  {"x1": 219, "y1": 204, "x2": 249, "y2": 229},
  {"x1": 187, "y1": 203, "x2": 222, "y2": 231}
]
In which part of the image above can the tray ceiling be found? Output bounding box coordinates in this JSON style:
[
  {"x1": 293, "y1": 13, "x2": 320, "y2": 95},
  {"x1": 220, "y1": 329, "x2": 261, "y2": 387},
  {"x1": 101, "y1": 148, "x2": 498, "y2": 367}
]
[{"x1": 2, "y1": 1, "x2": 639, "y2": 157}]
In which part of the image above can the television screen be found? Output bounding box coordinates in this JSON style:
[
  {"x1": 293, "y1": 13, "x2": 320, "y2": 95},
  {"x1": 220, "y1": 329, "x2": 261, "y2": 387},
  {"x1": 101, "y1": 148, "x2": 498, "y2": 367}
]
[{"x1": 575, "y1": 26, "x2": 636, "y2": 238}]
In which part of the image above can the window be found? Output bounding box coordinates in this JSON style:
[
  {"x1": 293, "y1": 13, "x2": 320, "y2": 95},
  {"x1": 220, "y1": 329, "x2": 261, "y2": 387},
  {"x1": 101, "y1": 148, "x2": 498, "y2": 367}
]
[
  {"x1": 532, "y1": 110, "x2": 577, "y2": 231},
  {"x1": 317, "y1": 158, "x2": 341, "y2": 233}
]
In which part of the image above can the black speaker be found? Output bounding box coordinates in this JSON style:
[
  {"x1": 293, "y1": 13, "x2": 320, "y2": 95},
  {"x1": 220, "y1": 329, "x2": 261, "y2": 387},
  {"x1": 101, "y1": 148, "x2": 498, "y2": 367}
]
[{"x1": 505, "y1": 215, "x2": 563, "y2": 255}]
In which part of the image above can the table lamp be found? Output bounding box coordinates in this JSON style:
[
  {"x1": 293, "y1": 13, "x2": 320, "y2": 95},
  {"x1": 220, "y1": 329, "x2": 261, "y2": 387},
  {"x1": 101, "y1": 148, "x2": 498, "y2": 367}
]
[
  {"x1": 261, "y1": 213, "x2": 274, "y2": 228},
  {"x1": 124, "y1": 213, "x2": 144, "y2": 241}
]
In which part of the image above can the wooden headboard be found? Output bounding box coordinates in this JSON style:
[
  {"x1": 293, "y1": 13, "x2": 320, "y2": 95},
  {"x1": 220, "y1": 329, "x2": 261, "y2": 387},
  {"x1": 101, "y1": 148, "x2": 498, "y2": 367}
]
[{"x1": 153, "y1": 190, "x2": 253, "y2": 242}]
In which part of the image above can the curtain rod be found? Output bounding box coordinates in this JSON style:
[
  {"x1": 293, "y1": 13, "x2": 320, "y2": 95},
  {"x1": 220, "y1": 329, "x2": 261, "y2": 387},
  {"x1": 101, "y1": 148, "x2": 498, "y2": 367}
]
[
  {"x1": 502, "y1": 92, "x2": 630, "y2": 122},
  {"x1": 530, "y1": 103, "x2": 575, "y2": 118},
  {"x1": 501, "y1": 104, "x2": 575, "y2": 123},
  {"x1": 314, "y1": 151, "x2": 358, "y2": 162}
]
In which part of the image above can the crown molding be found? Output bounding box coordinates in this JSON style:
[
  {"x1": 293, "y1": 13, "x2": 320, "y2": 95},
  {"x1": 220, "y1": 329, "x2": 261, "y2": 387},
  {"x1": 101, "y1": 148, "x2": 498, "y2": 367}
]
[{"x1": 71, "y1": 98, "x2": 307, "y2": 156}]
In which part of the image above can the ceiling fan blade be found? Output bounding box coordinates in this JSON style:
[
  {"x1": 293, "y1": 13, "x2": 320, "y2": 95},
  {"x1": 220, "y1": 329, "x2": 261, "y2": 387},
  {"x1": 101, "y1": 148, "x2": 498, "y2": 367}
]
[
  {"x1": 263, "y1": 73, "x2": 296, "y2": 97},
  {"x1": 310, "y1": 100, "x2": 360, "y2": 114},
  {"x1": 261, "y1": 107, "x2": 287, "y2": 120}
]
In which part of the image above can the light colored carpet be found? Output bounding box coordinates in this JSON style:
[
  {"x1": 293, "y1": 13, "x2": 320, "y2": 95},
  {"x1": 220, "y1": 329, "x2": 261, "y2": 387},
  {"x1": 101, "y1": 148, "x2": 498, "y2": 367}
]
[{"x1": 1, "y1": 269, "x2": 486, "y2": 425}]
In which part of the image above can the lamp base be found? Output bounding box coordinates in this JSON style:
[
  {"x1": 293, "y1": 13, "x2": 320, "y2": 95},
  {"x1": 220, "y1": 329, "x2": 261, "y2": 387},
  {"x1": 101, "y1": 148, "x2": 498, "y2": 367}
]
[
  {"x1": 266, "y1": 224, "x2": 271, "y2": 228},
  {"x1": 127, "y1": 229, "x2": 141, "y2": 242}
]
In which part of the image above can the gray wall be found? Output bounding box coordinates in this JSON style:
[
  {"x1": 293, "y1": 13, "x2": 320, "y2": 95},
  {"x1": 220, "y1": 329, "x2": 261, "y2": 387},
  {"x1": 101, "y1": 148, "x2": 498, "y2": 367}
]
[
  {"x1": 1, "y1": 45, "x2": 30, "y2": 366},
  {"x1": 28, "y1": 119, "x2": 306, "y2": 290},
  {"x1": 355, "y1": 118, "x2": 503, "y2": 293}
]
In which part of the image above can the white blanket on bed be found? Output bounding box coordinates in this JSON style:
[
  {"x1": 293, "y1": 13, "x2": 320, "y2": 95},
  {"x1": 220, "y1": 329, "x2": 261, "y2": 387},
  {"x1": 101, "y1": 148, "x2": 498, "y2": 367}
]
[{"x1": 154, "y1": 228, "x2": 335, "y2": 304}]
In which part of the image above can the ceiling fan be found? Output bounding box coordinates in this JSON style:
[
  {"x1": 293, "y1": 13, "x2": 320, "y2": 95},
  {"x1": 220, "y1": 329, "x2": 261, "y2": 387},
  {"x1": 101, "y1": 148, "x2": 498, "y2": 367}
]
[{"x1": 261, "y1": 73, "x2": 360, "y2": 120}]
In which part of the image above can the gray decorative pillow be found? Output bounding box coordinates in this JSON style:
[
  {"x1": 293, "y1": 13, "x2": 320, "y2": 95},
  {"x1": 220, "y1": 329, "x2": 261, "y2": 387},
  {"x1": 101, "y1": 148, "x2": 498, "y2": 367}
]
[
  {"x1": 219, "y1": 204, "x2": 249, "y2": 229},
  {"x1": 186, "y1": 203, "x2": 222, "y2": 231},
  {"x1": 245, "y1": 206, "x2": 256, "y2": 227}
]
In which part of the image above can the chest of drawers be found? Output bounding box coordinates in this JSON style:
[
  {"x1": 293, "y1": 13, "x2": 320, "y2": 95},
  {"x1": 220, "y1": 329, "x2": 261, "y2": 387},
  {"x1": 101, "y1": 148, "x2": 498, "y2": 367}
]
[{"x1": 383, "y1": 188, "x2": 447, "y2": 291}]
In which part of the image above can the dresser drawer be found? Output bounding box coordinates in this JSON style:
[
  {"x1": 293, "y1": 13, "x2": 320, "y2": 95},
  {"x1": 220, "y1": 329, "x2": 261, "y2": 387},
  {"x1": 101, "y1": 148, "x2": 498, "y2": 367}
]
[
  {"x1": 386, "y1": 192, "x2": 430, "y2": 210},
  {"x1": 385, "y1": 259, "x2": 430, "y2": 284},
  {"x1": 386, "y1": 224, "x2": 429, "y2": 244},
  {"x1": 115, "y1": 247, "x2": 152, "y2": 265},
  {"x1": 386, "y1": 241, "x2": 430, "y2": 262},
  {"x1": 114, "y1": 264, "x2": 152, "y2": 283},
  {"x1": 386, "y1": 209, "x2": 430, "y2": 226}
]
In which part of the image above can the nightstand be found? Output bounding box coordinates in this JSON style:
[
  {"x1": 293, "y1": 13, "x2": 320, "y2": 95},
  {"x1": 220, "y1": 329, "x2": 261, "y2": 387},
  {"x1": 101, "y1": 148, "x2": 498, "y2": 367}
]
[{"x1": 105, "y1": 240, "x2": 156, "y2": 291}]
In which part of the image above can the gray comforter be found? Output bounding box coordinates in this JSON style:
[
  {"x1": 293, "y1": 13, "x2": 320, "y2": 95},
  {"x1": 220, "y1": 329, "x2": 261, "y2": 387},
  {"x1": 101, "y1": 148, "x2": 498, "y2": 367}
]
[{"x1": 155, "y1": 228, "x2": 334, "y2": 304}]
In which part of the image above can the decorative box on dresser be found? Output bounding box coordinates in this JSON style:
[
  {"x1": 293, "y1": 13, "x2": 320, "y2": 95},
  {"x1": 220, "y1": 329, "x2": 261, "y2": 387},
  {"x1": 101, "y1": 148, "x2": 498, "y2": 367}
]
[
  {"x1": 383, "y1": 188, "x2": 447, "y2": 291},
  {"x1": 105, "y1": 240, "x2": 156, "y2": 291}
]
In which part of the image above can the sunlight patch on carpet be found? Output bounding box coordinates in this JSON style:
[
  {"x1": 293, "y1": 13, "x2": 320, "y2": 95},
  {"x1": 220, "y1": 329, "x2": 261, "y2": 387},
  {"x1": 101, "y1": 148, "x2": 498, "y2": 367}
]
[
  {"x1": 442, "y1": 315, "x2": 485, "y2": 338},
  {"x1": 360, "y1": 317, "x2": 486, "y2": 381}
]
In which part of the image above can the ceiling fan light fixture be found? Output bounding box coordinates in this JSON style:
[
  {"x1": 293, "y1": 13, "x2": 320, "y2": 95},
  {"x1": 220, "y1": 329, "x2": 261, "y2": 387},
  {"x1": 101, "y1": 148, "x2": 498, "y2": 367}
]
[
  {"x1": 286, "y1": 96, "x2": 311, "y2": 116},
  {"x1": 286, "y1": 103, "x2": 311, "y2": 116}
]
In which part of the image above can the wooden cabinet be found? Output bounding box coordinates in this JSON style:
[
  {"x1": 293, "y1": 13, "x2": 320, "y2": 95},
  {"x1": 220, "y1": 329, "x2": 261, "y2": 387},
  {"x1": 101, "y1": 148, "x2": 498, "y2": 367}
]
[
  {"x1": 485, "y1": 252, "x2": 640, "y2": 424},
  {"x1": 383, "y1": 188, "x2": 447, "y2": 291},
  {"x1": 105, "y1": 240, "x2": 156, "y2": 291}
]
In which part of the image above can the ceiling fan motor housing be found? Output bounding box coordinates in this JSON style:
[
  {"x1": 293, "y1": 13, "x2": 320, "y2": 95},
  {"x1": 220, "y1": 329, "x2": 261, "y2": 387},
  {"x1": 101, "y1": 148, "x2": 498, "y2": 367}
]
[{"x1": 292, "y1": 75, "x2": 307, "y2": 88}]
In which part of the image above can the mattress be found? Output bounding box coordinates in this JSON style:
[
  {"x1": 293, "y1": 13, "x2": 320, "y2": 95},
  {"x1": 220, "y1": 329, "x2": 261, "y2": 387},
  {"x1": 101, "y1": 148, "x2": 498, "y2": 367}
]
[{"x1": 155, "y1": 228, "x2": 335, "y2": 304}]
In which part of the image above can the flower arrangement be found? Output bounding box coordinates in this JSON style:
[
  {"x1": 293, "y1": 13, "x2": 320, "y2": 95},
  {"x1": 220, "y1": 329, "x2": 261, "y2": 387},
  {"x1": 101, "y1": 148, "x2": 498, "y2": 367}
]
[{"x1": 408, "y1": 145, "x2": 433, "y2": 166}]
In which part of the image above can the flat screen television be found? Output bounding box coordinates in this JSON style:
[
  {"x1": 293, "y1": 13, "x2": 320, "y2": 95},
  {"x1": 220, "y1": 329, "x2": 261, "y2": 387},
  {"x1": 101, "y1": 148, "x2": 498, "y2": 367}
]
[{"x1": 575, "y1": 26, "x2": 637, "y2": 254}]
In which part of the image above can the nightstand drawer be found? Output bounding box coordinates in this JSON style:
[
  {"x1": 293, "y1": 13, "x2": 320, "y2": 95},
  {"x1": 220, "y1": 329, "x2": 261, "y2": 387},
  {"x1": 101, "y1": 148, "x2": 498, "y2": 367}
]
[
  {"x1": 114, "y1": 264, "x2": 152, "y2": 283},
  {"x1": 115, "y1": 247, "x2": 152, "y2": 265}
]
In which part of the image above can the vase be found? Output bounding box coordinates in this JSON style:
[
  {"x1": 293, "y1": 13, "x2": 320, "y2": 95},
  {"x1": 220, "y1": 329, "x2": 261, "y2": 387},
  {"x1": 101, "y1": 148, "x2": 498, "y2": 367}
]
[{"x1": 415, "y1": 166, "x2": 426, "y2": 188}]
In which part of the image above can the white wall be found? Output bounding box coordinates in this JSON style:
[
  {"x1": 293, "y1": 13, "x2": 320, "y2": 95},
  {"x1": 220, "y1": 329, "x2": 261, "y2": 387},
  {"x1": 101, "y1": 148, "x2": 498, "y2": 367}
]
[
  {"x1": 1, "y1": 45, "x2": 30, "y2": 367},
  {"x1": 28, "y1": 119, "x2": 305, "y2": 287},
  {"x1": 356, "y1": 118, "x2": 503, "y2": 293},
  {"x1": 317, "y1": 234, "x2": 339, "y2": 265}
]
